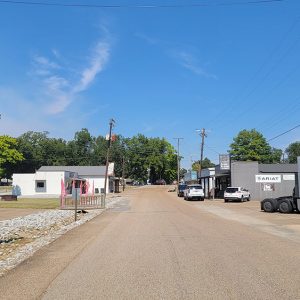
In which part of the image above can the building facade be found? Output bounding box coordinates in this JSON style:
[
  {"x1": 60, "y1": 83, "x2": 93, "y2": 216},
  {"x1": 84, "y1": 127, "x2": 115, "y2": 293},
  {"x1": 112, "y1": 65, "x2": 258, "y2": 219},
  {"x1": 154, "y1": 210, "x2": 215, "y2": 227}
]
[
  {"x1": 12, "y1": 164, "x2": 115, "y2": 197},
  {"x1": 198, "y1": 161, "x2": 297, "y2": 200}
]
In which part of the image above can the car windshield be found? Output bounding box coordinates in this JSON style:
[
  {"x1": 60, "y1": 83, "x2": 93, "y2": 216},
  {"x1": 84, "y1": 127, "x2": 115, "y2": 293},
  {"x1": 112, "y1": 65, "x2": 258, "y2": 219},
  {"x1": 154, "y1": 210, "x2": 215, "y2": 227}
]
[
  {"x1": 225, "y1": 188, "x2": 238, "y2": 193},
  {"x1": 189, "y1": 185, "x2": 202, "y2": 189}
]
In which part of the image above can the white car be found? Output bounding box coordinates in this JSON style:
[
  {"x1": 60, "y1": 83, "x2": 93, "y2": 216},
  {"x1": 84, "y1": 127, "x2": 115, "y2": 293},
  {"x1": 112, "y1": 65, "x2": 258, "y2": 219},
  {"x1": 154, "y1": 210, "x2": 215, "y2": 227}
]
[
  {"x1": 184, "y1": 184, "x2": 204, "y2": 201},
  {"x1": 224, "y1": 187, "x2": 250, "y2": 202}
]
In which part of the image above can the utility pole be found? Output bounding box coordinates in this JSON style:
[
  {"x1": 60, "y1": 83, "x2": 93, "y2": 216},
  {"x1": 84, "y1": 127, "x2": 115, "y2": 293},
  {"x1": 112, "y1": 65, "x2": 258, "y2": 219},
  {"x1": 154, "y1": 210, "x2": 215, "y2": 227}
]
[
  {"x1": 122, "y1": 156, "x2": 125, "y2": 191},
  {"x1": 174, "y1": 138, "x2": 183, "y2": 184},
  {"x1": 196, "y1": 128, "x2": 207, "y2": 179},
  {"x1": 103, "y1": 118, "x2": 115, "y2": 208}
]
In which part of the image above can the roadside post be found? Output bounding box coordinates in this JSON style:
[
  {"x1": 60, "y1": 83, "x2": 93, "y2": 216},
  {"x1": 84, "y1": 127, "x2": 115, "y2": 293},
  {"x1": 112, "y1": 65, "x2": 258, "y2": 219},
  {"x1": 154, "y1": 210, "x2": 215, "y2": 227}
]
[{"x1": 72, "y1": 187, "x2": 80, "y2": 221}]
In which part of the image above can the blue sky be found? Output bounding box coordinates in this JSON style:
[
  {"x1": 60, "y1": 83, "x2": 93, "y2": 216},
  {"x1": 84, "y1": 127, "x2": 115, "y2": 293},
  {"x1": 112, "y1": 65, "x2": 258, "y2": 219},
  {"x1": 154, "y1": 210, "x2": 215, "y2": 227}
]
[{"x1": 0, "y1": 0, "x2": 299, "y2": 168}]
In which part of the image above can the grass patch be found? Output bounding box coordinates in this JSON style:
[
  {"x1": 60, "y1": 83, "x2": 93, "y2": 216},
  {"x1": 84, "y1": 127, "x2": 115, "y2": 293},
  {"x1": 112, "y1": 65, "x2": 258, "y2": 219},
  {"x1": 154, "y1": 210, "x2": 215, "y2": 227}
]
[{"x1": 0, "y1": 198, "x2": 60, "y2": 209}]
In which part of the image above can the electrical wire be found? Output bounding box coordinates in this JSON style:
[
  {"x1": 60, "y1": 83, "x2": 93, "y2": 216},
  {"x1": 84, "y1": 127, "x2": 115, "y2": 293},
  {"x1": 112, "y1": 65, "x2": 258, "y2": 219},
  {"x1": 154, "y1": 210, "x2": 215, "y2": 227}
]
[
  {"x1": 0, "y1": 0, "x2": 286, "y2": 9},
  {"x1": 206, "y1": 16, "x2": 300, "y2": 131},
  {"x1": 268, "y1": 124, "x2": 300, "y2": 142}
]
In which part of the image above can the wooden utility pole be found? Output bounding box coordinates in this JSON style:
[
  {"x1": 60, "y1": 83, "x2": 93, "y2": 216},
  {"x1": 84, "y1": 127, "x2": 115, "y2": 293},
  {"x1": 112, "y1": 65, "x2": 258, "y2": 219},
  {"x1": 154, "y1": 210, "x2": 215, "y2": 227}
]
[
  {"x1": 122, "y1": 156, "x2": 125, "y2": 191},
  {"x1": 174, "y1": 138, "x2": 183, "y2": 184},
  {"x1": 103, "y1": 118, "x2": 115, "y2": 208},
  {"x1": 196, "y1": 128, "x2": 207, "y2": 178}
]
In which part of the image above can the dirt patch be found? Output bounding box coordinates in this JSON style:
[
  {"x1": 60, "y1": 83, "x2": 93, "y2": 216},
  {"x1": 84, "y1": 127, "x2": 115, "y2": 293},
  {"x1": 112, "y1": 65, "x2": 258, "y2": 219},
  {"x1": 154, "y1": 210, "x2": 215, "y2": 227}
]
[{"x1": 0, "y1": 208, "x2": 47, "y2": 221}]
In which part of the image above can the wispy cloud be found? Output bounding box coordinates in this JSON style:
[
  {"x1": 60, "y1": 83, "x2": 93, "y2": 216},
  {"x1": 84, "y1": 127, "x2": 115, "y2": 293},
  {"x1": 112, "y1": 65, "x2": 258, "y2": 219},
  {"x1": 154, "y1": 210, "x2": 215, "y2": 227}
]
[
  {"x1": 73, "y1": 41, "x2": 110, "y2": 94},
  {"x1": 31, "y1": 31, "x2": 111, "y2": 115},
  {"x1": 135, "y1": 32, "x2": 158, "y2": 45},
  {"x1": 173, "y1": 51, "x2": 217, "y2": 79},
  {"x1": 33, "y1": 55, "x2": 61, "y2": 70},
  {"x1": 136, "y1": 32, "x2": 217, "y2": 80}
]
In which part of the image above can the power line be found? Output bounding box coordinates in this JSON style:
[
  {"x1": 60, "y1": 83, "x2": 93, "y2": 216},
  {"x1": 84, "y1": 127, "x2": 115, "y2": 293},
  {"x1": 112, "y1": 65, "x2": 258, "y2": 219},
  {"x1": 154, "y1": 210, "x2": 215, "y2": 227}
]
[
  {"x1": 173, "y1": 137, "x2": 183, "y2": 183},
  {"x1": 268, "y1": 124, "x2": 300, "y2": 142},
  {"x1": 207, "y1": 16, "x2": 300, "y2": 131},
  {"x1": 0, "y1": 0, "x2": 286, "y2": 9}
]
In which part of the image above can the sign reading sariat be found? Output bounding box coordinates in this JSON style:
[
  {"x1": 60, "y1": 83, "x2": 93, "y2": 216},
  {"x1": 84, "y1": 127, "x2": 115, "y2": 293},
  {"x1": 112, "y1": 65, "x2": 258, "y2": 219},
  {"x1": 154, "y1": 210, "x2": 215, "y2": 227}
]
[
  {"x1": 255, "y1": 175, "x2": 281, "y2": 183},
  {"x1": 219, "y1": 154, "x2": 230, "y2": 170}
]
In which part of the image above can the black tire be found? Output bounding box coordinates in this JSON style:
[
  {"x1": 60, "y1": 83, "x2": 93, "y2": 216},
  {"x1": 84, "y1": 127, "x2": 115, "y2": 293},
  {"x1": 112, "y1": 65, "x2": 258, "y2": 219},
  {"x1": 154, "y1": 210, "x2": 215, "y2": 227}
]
[
  {"x1": 240, "y1": 196, "x2": 244, "y2": 202},
  {"x1": 201, "y1": 198, "x2": 204, "y2": 201},
  {"x1": 247, "y1": 195, "x2": 251, "y2": 201},
  {"x1": 224, "y1": 199, "x2": 228, "y2": 203},
  {"x1": 262, "y1": 200, "x2": 276, "y2": 213},
  {"x1": 278, "y1": 200, "x2": 293, "y2": 214}
]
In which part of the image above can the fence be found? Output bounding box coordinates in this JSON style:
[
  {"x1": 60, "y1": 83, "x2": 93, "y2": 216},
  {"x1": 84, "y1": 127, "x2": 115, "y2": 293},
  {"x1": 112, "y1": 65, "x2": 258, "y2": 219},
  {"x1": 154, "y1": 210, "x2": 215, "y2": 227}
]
[{"x1": 60, "y1": 194, "x2": 104, "y2": 210}]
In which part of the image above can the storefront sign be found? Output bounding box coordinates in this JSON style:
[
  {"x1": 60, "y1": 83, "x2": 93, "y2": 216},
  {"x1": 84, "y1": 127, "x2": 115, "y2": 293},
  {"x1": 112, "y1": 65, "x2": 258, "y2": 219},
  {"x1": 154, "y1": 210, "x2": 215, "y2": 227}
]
[
  {"x1": 219, "y1": 154, "x2": 230, "y2": 170},
  {"x1": 255, "y1": 175, "x2": 281, "y2": 183},
  {"x1": 262, "y1": 183, "x2": 275, "y2": 191},
  {"x1": 283, "y1": 174, "x2": 295, "y2": 181}
]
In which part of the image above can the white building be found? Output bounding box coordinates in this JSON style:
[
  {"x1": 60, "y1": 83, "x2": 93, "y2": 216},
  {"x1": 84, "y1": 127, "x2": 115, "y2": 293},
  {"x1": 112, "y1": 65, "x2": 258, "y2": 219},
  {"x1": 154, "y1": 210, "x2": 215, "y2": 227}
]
[{"x1": 12, "y1": 164, "x2": 114, "y2": 197}]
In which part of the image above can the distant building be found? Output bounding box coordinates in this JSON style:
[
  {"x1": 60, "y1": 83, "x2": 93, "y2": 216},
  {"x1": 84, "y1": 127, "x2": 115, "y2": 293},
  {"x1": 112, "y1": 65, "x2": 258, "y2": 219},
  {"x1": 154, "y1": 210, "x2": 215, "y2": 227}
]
[
  {"x1": 183, "y1": 170, "x2": 198, "y2": 184},
  {"x1": 198, "y1": 161, "x2": 297, "y2": 200},
  {"x1": 12, "y1": 164, "x2": 114, "y2": 197}
]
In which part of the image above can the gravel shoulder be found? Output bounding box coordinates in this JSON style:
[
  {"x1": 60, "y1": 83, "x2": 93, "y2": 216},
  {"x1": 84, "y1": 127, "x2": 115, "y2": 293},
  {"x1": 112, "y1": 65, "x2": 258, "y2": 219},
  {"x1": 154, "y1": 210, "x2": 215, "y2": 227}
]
[{"x1": 0, "y1": 194, "x2": 125, "y2": 277}]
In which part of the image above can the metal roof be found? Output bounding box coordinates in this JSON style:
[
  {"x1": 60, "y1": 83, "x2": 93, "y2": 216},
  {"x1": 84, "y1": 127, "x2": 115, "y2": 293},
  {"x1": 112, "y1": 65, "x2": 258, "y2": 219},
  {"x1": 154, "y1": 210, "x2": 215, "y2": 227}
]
[{"x1": 38, "y1": 165, "x2": 114, "y2": 176}]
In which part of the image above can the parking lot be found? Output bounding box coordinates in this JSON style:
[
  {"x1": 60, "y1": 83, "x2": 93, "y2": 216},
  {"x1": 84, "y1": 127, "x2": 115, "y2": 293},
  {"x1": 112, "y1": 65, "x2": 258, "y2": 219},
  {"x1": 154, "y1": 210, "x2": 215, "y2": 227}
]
[{"x1": 187, "y1": 198, "x2": 300, "y2": 243}]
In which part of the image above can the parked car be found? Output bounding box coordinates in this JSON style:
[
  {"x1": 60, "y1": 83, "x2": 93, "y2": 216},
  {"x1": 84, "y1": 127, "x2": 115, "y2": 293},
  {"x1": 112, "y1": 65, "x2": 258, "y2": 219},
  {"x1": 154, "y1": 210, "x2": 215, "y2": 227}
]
[
  {"x1": 184, "y1": 184, "x2": 204, "y2": 201},
  {"x1": 155, "y1": 179, "x2": 166, "y2": 185},
  {"x1": 224, "y1": 187, "x2": 250, "y2": 202},
  {"x1": 177, "y1": 184, "x2": 187, "y2": 197}
]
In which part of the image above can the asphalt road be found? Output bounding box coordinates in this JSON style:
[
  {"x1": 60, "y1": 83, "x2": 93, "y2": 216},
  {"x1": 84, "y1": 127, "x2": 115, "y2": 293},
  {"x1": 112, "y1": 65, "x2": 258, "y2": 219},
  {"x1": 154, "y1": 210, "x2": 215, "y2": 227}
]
[{"x1": 1, "y1": 186, "x2": 300, "y2": 299}]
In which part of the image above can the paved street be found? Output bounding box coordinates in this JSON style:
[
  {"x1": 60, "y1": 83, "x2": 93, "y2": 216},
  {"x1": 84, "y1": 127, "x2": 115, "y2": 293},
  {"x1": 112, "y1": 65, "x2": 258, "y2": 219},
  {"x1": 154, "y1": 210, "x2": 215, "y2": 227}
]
[{"x1": 1, "y1": 186, "x2": 300, "y2": 299}]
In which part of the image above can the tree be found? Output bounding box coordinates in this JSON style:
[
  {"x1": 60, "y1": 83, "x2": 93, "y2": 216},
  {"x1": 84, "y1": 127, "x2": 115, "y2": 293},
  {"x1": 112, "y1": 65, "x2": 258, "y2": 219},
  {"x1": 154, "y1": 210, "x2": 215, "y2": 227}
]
[
  {"x1": 270, "y1": 148, "x2": 283, "y2": 163},
  {"x1": 66, "y1": 128, "x2": 94, "y2": 165},
  {"x1": 125, "y1": 134, "x2": 177, "y2": 183},
  {"x1": 229, "y1": 129, "x2": 280, "y2": 163},
  {"x1": 192, "y1": 157, "x2": 215, "y2": 171},
  {"x1": 285, "y1": 142, "x2": 300, "y2": 163},
  {"x1": 0, "y1": 135, "x2": 24, "y2": 179},
  {"x1": 15, "y1": 131, "x2": 68, "y2": 173}
]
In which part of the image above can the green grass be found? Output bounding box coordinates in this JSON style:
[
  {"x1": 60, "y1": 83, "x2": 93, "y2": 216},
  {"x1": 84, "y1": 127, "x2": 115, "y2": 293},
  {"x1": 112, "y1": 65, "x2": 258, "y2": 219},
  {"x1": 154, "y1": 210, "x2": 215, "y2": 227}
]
[{"x1": 0, "y1": 198, "x2": 60, "y2": 209}]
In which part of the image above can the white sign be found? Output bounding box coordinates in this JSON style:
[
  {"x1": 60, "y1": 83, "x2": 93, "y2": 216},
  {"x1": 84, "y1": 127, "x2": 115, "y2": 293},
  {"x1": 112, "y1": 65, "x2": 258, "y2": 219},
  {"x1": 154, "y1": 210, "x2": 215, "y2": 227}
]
[
  {"x1": 255, "y1": 175, "x2": 281, "y2": 183},
  {"x1": 262, "y1": 183, "x2": 275, "y2": 191},
  {"x1": 219, "y1": 154, "x2": 230, "y2": 170},
  {"x1": 283, "y1": 174, "x2": 295, "y2": 181}
]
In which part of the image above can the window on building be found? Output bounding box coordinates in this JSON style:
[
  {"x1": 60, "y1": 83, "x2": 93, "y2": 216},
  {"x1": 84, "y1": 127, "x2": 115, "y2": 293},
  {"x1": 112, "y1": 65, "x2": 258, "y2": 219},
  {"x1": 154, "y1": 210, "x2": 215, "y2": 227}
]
[
  {"x1": 35, "y1": 180, "x2": 46, "y2": 192},
  {"x1": 36, "y1": 181, "x2": 45, "y2": 188}
]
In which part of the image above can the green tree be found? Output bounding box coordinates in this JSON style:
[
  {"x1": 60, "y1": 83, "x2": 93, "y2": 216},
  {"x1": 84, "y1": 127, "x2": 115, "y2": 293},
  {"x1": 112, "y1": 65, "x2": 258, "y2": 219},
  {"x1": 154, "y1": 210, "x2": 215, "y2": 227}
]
[
  {"x1": 270, "y1": 148, "x2": 283, "y2": 163},
  {"x1": 229, "y1": 129, "x2": 280, "y2": 163},
  {"x1": 15, "y1": 131, "x2": 49, "y2": 173},
  {"x1": 192, "y1": 157, "x2": 215, "y2": 171},
  {"x1": 0, "y1": 135, "x2": 24, "y2": 179},
  {"x1": 285, "y1": 141, "x2": 300, "y2": 163},
  {"x1": 66, "y1": 128, "x2": 94, "y2": 165},
  {"x1": 125, "y1": 134, "x2": 177, "y2": 183},
  {"x1": 16, "y1": 131, "x2": 68, "y2": 173}
]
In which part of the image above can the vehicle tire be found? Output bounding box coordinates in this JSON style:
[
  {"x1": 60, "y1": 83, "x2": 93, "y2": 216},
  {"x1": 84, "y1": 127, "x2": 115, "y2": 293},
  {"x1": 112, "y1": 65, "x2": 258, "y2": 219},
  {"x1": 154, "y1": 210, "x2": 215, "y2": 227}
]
[
  {"x1": 262, "y1": 199, "x2": 276, "y2": 212},
  {"x1": 278, "y1": 200, "x2": 293, "y2": 214},
  {"x1": 201, "y1": 198, "x2": 204, "y2": 201},
  {"x1": 240, "y1": 196, "x2": 244, "y2": 202},
  {"x1": 247, "y1": 195, "x2": 251, "y2": 201},
  {"x1": 224, "y1": 199, "x2": 228, "y2": 203}
]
